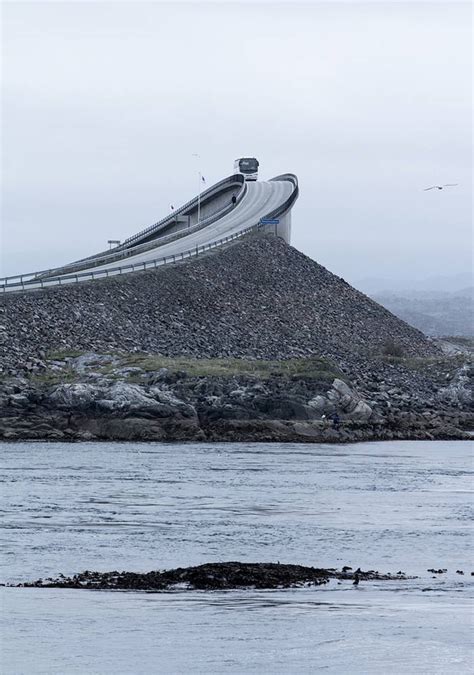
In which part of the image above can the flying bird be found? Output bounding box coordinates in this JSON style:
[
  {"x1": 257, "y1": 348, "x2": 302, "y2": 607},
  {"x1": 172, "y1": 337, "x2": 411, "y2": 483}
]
[{"x1": 423, "y1": 184, "x2": 458, "y2": 191}]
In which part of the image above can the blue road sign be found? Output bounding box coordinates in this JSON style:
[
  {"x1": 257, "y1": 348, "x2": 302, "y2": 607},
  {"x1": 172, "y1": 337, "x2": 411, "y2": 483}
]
[{"x1": 260, "y1": 218, "x2": 280, "y2": 225}]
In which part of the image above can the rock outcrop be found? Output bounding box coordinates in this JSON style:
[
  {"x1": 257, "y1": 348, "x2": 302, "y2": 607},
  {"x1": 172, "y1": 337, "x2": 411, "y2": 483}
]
[
  {"x1": 16, "y1": 562, "x2": 410, "y2": 591},
  {"x1": 0, "y1": 352, "x2": 471, "y2": 442}
]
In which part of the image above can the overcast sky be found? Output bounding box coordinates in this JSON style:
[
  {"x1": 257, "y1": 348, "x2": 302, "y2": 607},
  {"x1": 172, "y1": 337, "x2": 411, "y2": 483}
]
[{"x1": 1, "y1": 1, "x2": 472, "y2": 289}]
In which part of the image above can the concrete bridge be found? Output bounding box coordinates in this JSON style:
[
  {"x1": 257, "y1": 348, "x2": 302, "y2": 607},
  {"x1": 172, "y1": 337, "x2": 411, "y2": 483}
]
[{"x1": 1, "y1": 172, "x2": 298, "y2": 293}]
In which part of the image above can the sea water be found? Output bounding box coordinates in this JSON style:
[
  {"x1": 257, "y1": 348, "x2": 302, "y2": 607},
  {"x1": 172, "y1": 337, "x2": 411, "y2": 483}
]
[{"x1": 0, "y1": 440, "x2": 472, "y2": 674}]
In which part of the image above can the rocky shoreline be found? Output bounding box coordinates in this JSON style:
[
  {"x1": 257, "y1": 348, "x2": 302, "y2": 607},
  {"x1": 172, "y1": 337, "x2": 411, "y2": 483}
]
[
  {"x1": 11, "y1": 562, "x2": 410, "y2": 591},
  {"x1": 0, "y1": 350, "x2": 471, "y2": 443},
  {"x1": 1, "y1": 237, "x2": 471, "y2": 443}
]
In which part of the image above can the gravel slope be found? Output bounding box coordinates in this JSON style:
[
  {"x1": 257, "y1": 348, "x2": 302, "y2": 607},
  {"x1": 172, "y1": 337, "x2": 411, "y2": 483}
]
[{"x1": 0, "y1": 235, "x2": 438, "y2": 375}]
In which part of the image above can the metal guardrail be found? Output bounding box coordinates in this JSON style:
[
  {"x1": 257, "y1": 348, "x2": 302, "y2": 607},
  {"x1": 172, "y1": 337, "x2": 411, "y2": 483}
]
[
  {"x1": 268, "y1": 174, "x2": 299, "y2": 220},
  {"x1": 1, "y1": 223, "x2": 265, "y2": 293},
  {"x1": 0, "y1": 174, "x2": 246, "y2": 286},
  {"x1": 46, "y1": 173, "x2": 247, "y2": 276},
  {"x1": 45, "y1": 177, "x2": 248, "y2": 277},
  {"x1": 122, "y1": 174, "x2": 245, "y2": 248},
  {"x1": 0, "y1": 174, "x2": 298, "y2": 294}
]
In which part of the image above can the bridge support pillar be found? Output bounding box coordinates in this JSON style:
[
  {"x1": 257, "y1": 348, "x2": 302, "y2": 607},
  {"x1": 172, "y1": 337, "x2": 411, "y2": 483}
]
[
  {"x1": 276, "y1": 211, "x2": 291, "y2": 244},
  {"x1": 260, "y1": 211, "x2": 291, "y2": 245}
]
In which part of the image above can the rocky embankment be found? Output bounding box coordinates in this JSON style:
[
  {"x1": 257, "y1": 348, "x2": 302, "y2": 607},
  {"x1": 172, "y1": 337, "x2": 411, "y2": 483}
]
[
  {"x1": 0, "y1": 235, "x2": 437, "y2": 377},
  {"x1": 0, "y1": 236, "x2": 471, "y2": 442},
  {"x1": 14, "y1": 562, "x2": 409, "y2": 591},
  {"x1": 0, "y1": 351, "x2": 471, "y2": 442}
]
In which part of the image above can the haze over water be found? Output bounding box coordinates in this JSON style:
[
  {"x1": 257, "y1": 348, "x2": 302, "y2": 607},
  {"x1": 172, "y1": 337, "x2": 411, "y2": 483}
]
[{"x1": 1, "y1": 440, "x2": 472, "y2": 673}]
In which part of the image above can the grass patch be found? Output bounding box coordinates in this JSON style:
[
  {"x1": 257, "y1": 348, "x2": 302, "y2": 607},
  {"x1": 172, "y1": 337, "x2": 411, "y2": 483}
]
[
  {"x1": 381, "y1": 354, "x2": 468, "y2": 374},
  {"x1": 24, "y1": 351, "x2": 342, "y2": 384},
  {"x1": 113, "y1": 354, "x2": 342, "y2": 381},
  {"x1": 28, "y1": 368, "x2": 78, "y2": 386}
]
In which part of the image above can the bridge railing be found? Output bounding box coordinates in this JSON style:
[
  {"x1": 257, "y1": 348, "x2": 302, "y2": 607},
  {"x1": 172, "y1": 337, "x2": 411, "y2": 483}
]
[
  {"x1": 122, "y1": 173, "x2": 246, "y2": 248},
  {"x1": 0, "y1": 174, "x2": 298, "y2": 294},
  {"x1": 0, "y1": 223, "x2": 263, "y2": 293},
  {"x1": 54, "y1": 178, "x2": 248, "y2": 276},
  {"x1": 0, "y1": 174, "x2": 246, "y2": 286},
  {"x1": 268, "y1": 174, "x2": 299, "y2": 220},
  {"x1": 34, "y1": 174, "x2": 247, "y2": 280}
]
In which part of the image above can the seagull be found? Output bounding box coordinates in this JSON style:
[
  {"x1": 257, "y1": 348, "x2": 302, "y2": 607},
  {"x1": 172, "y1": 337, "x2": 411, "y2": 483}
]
[{"x1": 423, "y1": 184, "x2": 458, "y2": 191}]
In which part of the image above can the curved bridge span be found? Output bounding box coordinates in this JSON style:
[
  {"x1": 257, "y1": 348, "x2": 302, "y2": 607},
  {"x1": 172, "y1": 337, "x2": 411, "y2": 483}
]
[{"x1": 1, "y1": 172, "x2": 298, "y2": 293}]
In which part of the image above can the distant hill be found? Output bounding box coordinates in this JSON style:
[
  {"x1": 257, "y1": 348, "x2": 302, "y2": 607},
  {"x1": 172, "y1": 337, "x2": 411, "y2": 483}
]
[
  {"x1": 372, "y1": 288, "x2": 473, "y2": 337},
  {"x1": 357, "y1": 273, "x2": 473, "y2": 295}
]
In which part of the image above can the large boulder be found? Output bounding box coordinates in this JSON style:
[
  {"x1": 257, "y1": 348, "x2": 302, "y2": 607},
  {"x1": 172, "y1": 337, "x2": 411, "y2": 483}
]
[
  {"x1": 437, "y1": 364, "x2": 472, "y2": 408},
  {"x1": 328, "y1": 378, "x2": 373, "y2": 421},
  {"x1": 96, "y1": 382, "x2": 163, "y2": 413},
  {"x1": 49, "y1": 381, "x2": 197, "y2": 420},
  {"x1": 351, "y1": 399, "x2": 373, "y2": 421},
  {"x1": 49, "y1": 383, "x2": 101, "y2": 409},
  {"x1": 149, "y1": 387, "x2": 197, "y2": 418}
]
